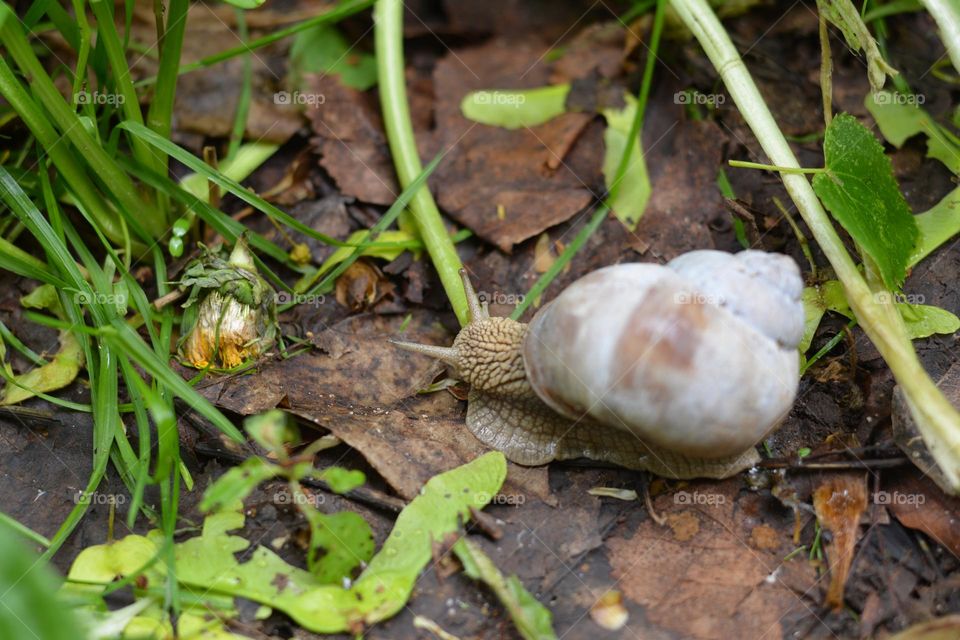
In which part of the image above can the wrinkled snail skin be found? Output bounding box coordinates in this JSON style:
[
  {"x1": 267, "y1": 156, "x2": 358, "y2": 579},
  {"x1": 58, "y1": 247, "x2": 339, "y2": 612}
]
[{"x1": 392, "y1": 250, "x2": 806, "y2": 479}]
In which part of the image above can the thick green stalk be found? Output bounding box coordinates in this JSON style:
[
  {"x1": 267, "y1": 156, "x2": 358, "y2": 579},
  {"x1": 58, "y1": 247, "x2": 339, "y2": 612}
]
[
  {"x1": 0, "y1": 3, "x2": 164, "y2": 239},
  {"x1": 921, "y1": 0, "x2": 960, "y2": 75},
  {"x1": 671, "y1": 0, "x2": 960, "y2": 491},
  {"x1": 374, "y1": 0, "x2": 468, "y2": 326},
  {"x1": 0, "y1": 55, "x2": 141, "y2": 250}
]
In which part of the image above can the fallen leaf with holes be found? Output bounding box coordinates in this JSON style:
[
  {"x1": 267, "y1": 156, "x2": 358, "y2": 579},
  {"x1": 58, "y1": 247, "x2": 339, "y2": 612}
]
[
  {"x1": 813, "y1": 473, "x2": 868, "y2": 610},
  {"x1": 606, "y1": 479, "x2": 817, "y2": 639}
]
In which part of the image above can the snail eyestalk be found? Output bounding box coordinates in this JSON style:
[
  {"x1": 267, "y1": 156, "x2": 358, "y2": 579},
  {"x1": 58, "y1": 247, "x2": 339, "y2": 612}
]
[
  {"x1": 459, "y1": 268, "x2": 488, "y2": 323},
  {"x1": 389, "y1": 339, "x2": 460, "y2": 367}
]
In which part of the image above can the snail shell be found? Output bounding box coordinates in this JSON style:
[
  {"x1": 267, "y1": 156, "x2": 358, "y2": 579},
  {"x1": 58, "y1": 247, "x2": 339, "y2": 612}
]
[
  {"x1": 393, "y1": 250, "x2": 804, "y2": 478},
  {"x1": 524, "y1": 250, "x2": 803, "y2": 459}
]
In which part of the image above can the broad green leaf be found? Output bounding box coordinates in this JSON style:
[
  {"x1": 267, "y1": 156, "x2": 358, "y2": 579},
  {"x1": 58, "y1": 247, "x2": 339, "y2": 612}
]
[
  {"x1": 812, "y1": 113, "x2": 918, "y2": 289},
  {"x1": 461, "y1": 85, "x2": 570, "y2": 130},
  {"x1": 305, "y1": 509, "x2": 374, "y2": 584},
  {"x1": 1, "y1": 285, "x2": 83, "y2": 406},
  {"x1": 290, "y1": 24, "x2": 377, "y2": 90},
  {"x1": 866, "y1": 92, "x2": 960, "y2": 174},
  {"x1": 816, "y1": 0, "x2": 897, "y2": 90},
  {"x1": 199, "y1": 457, "x2": 279, "y2": 512},
  {"x1": 898, "y1": 303, "x2": 960, "y2": 339},
  {"x1": 68, "y1": 451, "x2": 508, "y2": 634},
  {"x1": 454, "y1": 538, "x2": 557, "y2": 640},
  {"x1": 911, "y1": 185, "x2": 960, "y2": 266},
  {"x1": 296, "y1": 229, "x2": 414, "y2": 293},
  {"x1": 601, "y1": 94, "x2": 651, "y2": 230}
]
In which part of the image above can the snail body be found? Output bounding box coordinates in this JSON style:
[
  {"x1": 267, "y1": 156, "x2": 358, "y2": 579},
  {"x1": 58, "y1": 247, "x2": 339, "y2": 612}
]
[{"x1": 394, "y1": 250, "x2": 804, "y2": 479}]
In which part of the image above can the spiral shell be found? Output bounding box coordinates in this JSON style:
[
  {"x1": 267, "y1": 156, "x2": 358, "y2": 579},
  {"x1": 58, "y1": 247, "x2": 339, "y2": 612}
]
[{"x1": 523, "y1": 250, "x2": 803, "y2": 458}]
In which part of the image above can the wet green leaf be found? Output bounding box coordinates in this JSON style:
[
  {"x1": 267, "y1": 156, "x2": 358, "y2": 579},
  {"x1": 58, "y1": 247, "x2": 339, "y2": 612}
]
[
  {"x1": 461, "y1": 85, "x2": 570, "y2": 129},
  {"x1": 305, "y1": 509, "x2": 374, "y2": 584},
  {"x1": 199, "y1": 457, "x2": 279, "y2": 513},
  {"x1": 866, "y1": 92, "x2": 960, "y2": 174},
  {"x1": 898, "y1": 303, "x2": 960, "y2": 339},
  {"x1": 454, "y1": 537, "x2": 556, "y2": 640},
  {"x1": 601, "y1": 94, "x2": 651, "y2": 230},
  {"x1": 812, "y1": 113, "x2": 918, "y2": 289},
  {"x1": 289, "y1": 24, "x2": 377, "y2": 90}
]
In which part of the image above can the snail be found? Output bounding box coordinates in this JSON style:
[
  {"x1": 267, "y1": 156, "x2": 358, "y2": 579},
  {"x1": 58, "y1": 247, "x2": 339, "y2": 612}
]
[{"x1": 393, "y1": 250, "x2": 805, "y2": 479}]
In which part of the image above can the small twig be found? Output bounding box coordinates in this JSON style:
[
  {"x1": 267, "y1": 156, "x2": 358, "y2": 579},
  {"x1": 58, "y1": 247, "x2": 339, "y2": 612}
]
[{"x1": 819, "y1": 12, "x2": 833, "y2": 128}]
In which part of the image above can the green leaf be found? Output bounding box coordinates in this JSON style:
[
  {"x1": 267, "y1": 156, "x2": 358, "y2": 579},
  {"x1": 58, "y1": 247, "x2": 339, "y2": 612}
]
[
  {"x1": 454, "y1": 538, "x2": 556, "y2": 640},
  {"x1": 0, "y1": 525, "x2": 82, "y2": 640},
  {"x1": 601, "y1": 94, "x2": 652, "y2": 230},
  {"x1": 816, "y1": 0, "x2": 897, "y2": 90},
  {"x1": 319, "y1": 467, "x2": 366, "y2": 494},
  {"x1": 910, "y1": 185, "x2": 960, "y2": 266},
  {"x1": 898, "y1": 303, "x2": 960, "y2": 339},
  {"x1": 812, "y1": 113, "x2": 918, "y2": 289},
  {"x1": 290, "y1": 24, "x2": 377, "y2": 90},
  {"x1": 866, "y1": 91, "x2": 960, "y2": 174},
  {"x1": 304, "y1": 509, "x2": 374, "y2": 584},
  {"x1": 799, "y1": 280, "x2": 852, "y2": 354},
  {"x1": 244, "y1": 409, "x2": 300, "y2": 458},
  {"x1": 461, "y1": 85, "x2": 570, "y2": 130},
  {"x1": 1, "y1": 285, "x2": 83, "y2": 406},
  {"x1": 200, "y1": 457, "x2": 279, "y2": 513},
  {"x1": 219, "y1": 0, "x2": 264, "y2": 8}
]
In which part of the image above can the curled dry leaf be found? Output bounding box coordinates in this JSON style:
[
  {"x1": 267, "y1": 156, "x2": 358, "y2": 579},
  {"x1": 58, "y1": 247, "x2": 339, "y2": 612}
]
[{"x1": 812, "y1": 473, "x2": 868, "y2": 610}]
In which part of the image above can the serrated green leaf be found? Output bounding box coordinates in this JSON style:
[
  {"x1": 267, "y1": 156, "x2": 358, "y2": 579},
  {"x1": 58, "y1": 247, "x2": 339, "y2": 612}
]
[
  {"x1": 898, "y1": 303, "x2": 960, "y2": 339},
  {"x1": 289, "y1": 24, "x2": 377, "y2": 90},
  {"x1": 454, "y1": 538, "x2": 556, "y2": 640},
  {"x1": 866, "y1": 92, "x2": 960, "y2": 174},
  {"x1": 461, "y1": 85, "x2": 570, "y2": 129},
  {"x1": 812, "y1": 113, "x2": 918, "y2": 288},
  {"x1": 199, "y1": 457, "x2": 279, "y2": 513},
  {"x1": 601, "y1": 94, "x2": 651, "y2": 230}
]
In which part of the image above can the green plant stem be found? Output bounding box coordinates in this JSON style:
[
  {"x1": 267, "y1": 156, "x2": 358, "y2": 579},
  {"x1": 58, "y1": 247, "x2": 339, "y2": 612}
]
[
  {"x1": 921, "y1": 0, "x2": 960, "y2": 75},
  {"x1": 0, "y1": 3, "x2": 164, "y2": 239},
  {"x1": 728, "y1": 160, "x2": 827, "y2": 174},
  {"x1": 673, "y1": 0, "x2": 960, "y2": 491},
  {"x1": 374, "y1": 0, "x2": 468, "y2": 326}
]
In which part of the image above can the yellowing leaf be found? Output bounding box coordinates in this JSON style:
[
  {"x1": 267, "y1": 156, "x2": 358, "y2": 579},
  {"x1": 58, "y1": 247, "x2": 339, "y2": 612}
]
[
  {"x1": 461, "y1": 85, "x2": 570, "y2": 130},
  {"x1": 601, "y1": 94, "x2": 651, "y2": 230}
]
